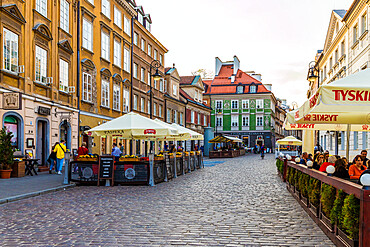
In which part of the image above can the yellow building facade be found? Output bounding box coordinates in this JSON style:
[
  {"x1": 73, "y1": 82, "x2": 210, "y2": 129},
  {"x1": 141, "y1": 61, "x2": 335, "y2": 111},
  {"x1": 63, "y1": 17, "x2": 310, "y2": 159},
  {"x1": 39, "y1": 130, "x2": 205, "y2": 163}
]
[{"x1": 0, "y1": 0, "x2": 78, "y2": 167}]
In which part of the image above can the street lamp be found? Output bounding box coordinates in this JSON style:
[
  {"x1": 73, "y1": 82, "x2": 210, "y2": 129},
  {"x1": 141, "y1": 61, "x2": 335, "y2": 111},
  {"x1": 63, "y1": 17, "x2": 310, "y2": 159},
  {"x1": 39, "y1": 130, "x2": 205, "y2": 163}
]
[
  {"x1": 149, "y1": 60, "x2": 162, "y2": 119},
  {"x1": 307, "y1": 61, "x2": 321, "y2": 150}
]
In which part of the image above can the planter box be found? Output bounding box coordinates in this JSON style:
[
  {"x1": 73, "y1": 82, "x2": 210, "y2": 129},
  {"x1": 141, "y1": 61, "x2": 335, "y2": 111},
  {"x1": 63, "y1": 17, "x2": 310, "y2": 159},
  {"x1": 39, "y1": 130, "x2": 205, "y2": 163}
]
[
  {"x1": 77, "y1": 158, "x2": 98, "y2": 162},
  {"x1": 293, "y1": 188, "x2": 301, "y2": 200},
  {"x1": 154, "y1": 157, "x2": 164, "y2": 161},
  {"x1": 119, "y1": 158, "x2": 140, "y2": 162},
  {"x1": 11, "y1": 161, "x2": 25, "y2": 177},
  {"x1": 337, "y1": 228, "x2": 359, "y2": 247},
  {"x1": 300, "y1": 195, "x2": 309, "y2": 208},
  {"x1": 320, "y1": 213, "x2": 334, "y2": 233},
  {"x1": 309, "y1": 203, "x2": 319, "y2": 218}
]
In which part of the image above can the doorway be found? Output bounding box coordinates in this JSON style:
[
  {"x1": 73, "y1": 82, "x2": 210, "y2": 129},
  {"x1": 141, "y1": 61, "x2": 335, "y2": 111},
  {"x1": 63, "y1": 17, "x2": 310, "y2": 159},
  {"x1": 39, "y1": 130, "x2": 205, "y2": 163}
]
[
  {"x1": 60, "y1": 120, "x2": 71, "y2": 149},
  {"x1": 36, "y1": 119, "x2": 49, "y2": 166}
]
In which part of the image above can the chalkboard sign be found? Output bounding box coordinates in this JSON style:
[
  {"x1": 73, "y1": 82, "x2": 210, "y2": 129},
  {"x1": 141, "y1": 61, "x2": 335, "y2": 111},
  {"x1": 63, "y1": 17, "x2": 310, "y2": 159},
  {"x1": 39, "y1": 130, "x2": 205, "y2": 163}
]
[{"x1": 98, "y1": 155, "x2": 114, "y2": 186}]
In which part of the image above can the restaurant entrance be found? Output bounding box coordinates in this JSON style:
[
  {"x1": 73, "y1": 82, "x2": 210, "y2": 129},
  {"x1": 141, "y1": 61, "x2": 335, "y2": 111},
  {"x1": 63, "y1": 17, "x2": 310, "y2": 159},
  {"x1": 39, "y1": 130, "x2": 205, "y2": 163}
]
[{"x1": 36, "y1": 119, "x2": 49, "y2": 166}]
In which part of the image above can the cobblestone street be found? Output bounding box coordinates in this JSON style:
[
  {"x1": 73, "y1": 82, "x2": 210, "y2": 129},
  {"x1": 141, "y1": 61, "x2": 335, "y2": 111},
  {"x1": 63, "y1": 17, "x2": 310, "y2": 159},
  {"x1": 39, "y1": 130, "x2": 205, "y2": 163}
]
[{"x1": 0, "y1": 154, "x2": 334, "y2": 246}]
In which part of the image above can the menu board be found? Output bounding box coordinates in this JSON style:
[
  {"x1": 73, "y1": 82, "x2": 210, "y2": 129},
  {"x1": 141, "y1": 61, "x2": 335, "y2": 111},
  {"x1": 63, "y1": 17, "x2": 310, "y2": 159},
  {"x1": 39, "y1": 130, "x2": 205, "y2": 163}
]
[{"x1": 98, "y1": 155, "x2": 114, "y2": 186}]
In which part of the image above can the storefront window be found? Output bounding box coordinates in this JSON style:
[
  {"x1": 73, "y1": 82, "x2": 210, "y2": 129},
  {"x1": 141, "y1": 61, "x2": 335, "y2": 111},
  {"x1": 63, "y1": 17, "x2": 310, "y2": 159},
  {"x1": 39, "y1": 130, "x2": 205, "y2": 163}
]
[{"x1": 4, "y1": 116, "x2": 19, "y2": 149}]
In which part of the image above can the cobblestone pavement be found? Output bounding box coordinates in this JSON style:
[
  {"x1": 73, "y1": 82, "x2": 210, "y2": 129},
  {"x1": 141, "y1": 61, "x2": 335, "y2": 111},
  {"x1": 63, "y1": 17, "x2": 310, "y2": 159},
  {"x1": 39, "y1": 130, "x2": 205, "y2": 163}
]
[{"x1": 0, "y1": 154, "x2": 334, "y2": 246}]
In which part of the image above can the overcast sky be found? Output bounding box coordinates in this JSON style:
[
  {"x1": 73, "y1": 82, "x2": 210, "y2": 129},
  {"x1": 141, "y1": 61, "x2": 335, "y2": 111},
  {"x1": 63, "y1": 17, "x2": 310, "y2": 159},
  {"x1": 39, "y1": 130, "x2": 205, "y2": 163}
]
[{"x1": 137, "y1": 0, "x2": 353, "y2": 106}]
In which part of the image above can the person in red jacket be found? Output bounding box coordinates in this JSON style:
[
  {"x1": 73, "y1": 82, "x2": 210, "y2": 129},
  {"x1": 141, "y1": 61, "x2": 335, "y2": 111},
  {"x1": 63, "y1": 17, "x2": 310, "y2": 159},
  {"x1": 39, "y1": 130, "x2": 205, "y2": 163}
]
[
  {"x1": 319, "y1": 155, "x2": 337, "y2": 172},
  {"x1": 77, "y1": 142, "x2": 89, "y2": 158}
]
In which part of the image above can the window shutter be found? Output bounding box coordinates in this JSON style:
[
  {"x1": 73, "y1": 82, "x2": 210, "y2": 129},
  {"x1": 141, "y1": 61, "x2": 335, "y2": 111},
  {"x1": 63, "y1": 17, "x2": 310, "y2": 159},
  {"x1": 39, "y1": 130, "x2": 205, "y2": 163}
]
[{"x1": 186, "y1": 109, "x2": 191, "y2": 122}]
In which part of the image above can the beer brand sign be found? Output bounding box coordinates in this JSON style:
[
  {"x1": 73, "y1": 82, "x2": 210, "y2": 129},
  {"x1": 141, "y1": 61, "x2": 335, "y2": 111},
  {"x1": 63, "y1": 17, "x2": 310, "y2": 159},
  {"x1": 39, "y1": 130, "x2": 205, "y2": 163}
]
[
  {"x1": 3, "y1": 92, "x2": 22, "y2": 110},
  {"x1": 332, "y1": 89, "x2": 370, "y2": 101},
  {"x1": 144, "y1": 129, "x2": 156, "y2": 134}
]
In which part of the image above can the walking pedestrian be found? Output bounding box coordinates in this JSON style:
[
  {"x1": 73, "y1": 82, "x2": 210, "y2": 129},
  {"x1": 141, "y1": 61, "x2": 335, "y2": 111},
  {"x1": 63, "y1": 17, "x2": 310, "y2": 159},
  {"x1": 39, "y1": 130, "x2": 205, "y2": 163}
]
[
  {"x1": 112, "y1": 143, "x2": 122, "y2": 161},
  {"x1": 54, "y1": 140, "x2": 66, "y2": 175},
  {"x1": 119, "y1": 143, "x2": 125, "y2": 155},
  {"x1": 47, "y1": 142, "x2": 58, "y2": 174}
]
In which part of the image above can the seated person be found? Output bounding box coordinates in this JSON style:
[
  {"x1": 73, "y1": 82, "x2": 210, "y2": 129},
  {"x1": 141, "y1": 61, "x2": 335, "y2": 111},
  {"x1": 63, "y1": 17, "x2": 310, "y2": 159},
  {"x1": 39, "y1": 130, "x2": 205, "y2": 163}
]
[
  {"x1": 349, "y1": 155, "x2": 367, "y2": 180},
  {"x1": 299, "y1": 152, "x2": 308, "y2": 165},
  {"x1": 319, "y1": 155, "x2": 337, "y2": 172},
  {"x1": 313, "y1": 154, "x2": 324, "y2": 170},
  {"x1": 333, "y1": 159, "x2": 350, "y2": 179}
]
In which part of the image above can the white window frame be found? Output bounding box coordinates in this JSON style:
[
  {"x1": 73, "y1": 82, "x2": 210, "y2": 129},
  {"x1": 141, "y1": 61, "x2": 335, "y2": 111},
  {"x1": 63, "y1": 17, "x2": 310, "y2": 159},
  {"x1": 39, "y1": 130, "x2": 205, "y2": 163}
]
[
  {"x1": 257, "y1": 116, "x2": 263, "y2": 126},
  {"x1": 101, "y1": 79, "x2": 110, "y2": 107},
  {"x1": 82, "y1": 18, "x2": 93, "y2": 51},
  {"x1": 133, "y1": 63, "x2": 138, "y2": 78},
  {"x1": 59, "y1": 59, "x2": 69, "y2": 92},
  {"x1": 82, "y1": 72, "x2": 92, "y2": 102},
  {"x1": 101, "y1": 31, "x2": 110, "y2": 61},
  {"x1": 114, "y1": 6, "x2": 122, "y2": 28},
  {"x1": 167, "y1": 109, "x2": 171, "y2": 122},
  {"x1": 191, "y1": 111, "x2": 195, "y2": 123},
  {"x1": 123, "y1": 48, "x2": 130, "y2": 72},
  {"x1": 141, "y1": 67, "x2": 145, "y2": 82},
  {"x1": 60, "y1": 0, "x2": 69, "y2": 32},
  {"x1": 154, "y1": 50, "x2": 158, "y2": 60},
  {"x1": 159, "y1": 105, "x2": 162, "y2": 117},
  {"x1": 159, "y1": 79, "x2": 164, "y2": 92},
  {"x1": 197, "y1": 112, "x2": 200, "y2": 125},
  {"x1": 36, "y1": 0, "x2": 47, "y2": 17},
  {"x1": 123, "y1": 87, "x2": 129, "y2": 112},
  {"x1": 133, "y1": 32, "x2": 138, "y2": 46},
  {"x1": 3, "y1": 28, "x2": 19, "y2": 73},
  {"x1": 180, "y1": 113, "x2": 183, "y2": 126},
  {"x1": 203, "y1": 115, "x2": 207, "y2": 126},
  {"x1": 231, "y1": 100, "x2": 238, "y2": 109},
  {"x1": 141, "y1": 39, "x2": 145, "y2": 52},
  {"x1": 160, "y1": 54, "x2": 163, "y2": 65},
  {"x1": 153, "y1": 102, "x2": 157, "y2": 116},
  {"x1": 133, "y1": 94, "x2": 138, "y2": 110},
  {"x1": 148, "y1": 44, "x2": 152, "y2": 56},
  {"x1": 35, "y1": 46, "x2": 47, "y2": 83},
  {"x1": 124, "y1": 16, "x2": 131, "y2": 36},
  {"x1": 113, "y1": 84, "x2": 120, "y2": 111},
  {"x1": 242, "y1": 100, "x2": 249, "y2": 109},
  {"x1": 216, "y1": 116, "x2": 223, "y2": 127},
  {"x1": 231, "y1": 115, "x2": 238, "y2": 127},
  {"x1": 256, "y1": 99, "x2": 263, "y2": 109},
  {"x1": 250, "y1": 85, "x2": 256, "y2": 93},
  {"x1": 147, "y1": 101, "x2": 151, "y2": 114},
  {"x1": 242, "y1": 116, "x2": 249, "y2": 126},
  {"x1": 102, "y1": 0, "x2": 110, "y2": 18},
  {"x1": 113, "y1": 39, "x2": 121, "y2": 67},
  {"x1": 174, "y1": 110, "x2": 177, "y2": 124},
  {"x1": 237, "y1": 86, "x2": 243, "y2": 94},
  {"x1": 141, "y1": 98, "x2": 145, "y2": 112},
  {"x1": 173, "y1": 84, "x2": 178, "y2": 96},
  {"x1": 215, "y1": 100, "x2": 223, "y2": 109}
]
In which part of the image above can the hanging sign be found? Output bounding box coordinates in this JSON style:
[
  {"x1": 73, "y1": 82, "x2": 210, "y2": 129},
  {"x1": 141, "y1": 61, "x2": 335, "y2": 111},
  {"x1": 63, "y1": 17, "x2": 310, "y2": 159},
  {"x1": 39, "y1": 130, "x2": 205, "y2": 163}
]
[{"x1": 3, "y1": 92, "x2": 22, "y2": 110}]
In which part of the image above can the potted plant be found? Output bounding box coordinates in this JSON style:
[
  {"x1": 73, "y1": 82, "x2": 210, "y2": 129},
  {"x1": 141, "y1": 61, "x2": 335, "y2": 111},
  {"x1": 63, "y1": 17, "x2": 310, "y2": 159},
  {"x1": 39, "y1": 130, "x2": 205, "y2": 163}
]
[
  {"x1": 337, "y1": 194, "x2": 360, "y2": 247},
  {"x1": 300, "y1": 173, "x2": 310, "y2": 207},
  {"x1": 330, "y1": 189, "x2": 346, "y2": 233},
  {"x1": 320, "y1": 183, "x2": 336, "y2": 232},
  {"x1": 0, "y1": 127, "x2": 14, "y2": 179},
  {"x1": 309, "y1": 177, "x2": 320, "y2": 217}
]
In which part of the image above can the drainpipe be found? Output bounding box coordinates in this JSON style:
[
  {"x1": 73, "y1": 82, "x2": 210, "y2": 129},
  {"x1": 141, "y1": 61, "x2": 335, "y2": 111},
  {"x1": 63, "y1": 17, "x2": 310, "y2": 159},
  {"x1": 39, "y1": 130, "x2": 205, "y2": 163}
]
[
  {"x1": 76, "y1": 0, "x2": 81, "y2": 148},
  {"x1": 129, "y1": 16, "x2": 134, "y2": 155}
]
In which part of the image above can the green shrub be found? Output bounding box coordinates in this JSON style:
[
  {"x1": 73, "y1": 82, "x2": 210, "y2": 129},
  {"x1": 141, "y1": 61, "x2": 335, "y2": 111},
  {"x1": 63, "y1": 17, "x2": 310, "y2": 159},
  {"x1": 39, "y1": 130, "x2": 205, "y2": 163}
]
[
  {"x1": 309, "y1": 177, "x2": 320, "y2": 207},
  {"x1": 294, "y1": 170, "x2": 301, "y2": 190},
  {"x1": 288, "y1": 167, "x2": 295, "y2": 185},
  {"x1": 342, "y1": 194, "x2": 360, "y2": 240},
  {"x1": 330, "y1": 189, "x2": 346, "y2": 228},
  {"x1": 300, "y1": 173, "x2": 310, "y2": 198},
  {"x1": 276, "y1": 159, "x2": 284, "y2": 175},
  {"x1": 320, "y1": 183, "x2": 336, "y2": 217}
]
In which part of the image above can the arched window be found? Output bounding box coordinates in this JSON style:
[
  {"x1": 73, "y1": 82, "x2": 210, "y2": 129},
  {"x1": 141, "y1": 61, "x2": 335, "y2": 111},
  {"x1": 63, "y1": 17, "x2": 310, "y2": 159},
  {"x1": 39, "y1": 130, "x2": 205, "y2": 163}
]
[{"x1": 4, "y1": 116, "x2": 20, "y2": 149}]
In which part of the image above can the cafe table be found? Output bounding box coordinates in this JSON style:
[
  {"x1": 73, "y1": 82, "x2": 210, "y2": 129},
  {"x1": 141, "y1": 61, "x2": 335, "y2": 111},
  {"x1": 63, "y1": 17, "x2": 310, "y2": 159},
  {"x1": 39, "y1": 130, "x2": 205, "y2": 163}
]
[{"x1": 24, "y1": 159, "x2": 39, "y2": 176}]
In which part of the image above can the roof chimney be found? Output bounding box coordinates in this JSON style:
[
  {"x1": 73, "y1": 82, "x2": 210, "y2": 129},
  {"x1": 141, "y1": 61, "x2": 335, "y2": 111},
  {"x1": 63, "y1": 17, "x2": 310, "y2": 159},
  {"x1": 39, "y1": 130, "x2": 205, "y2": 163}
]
[
  {"x1": 173, "y1": 63, "x2": 175, "y2": 68},
  {"x1": 233, "y1": 55, "x2": 240, "y2": 75},
  {"x1": 215, "y1": 57, "x2": 222, "y2": 76},
  {"x1": 264, "y1": 84, "x2": 272, "y2": 91}
]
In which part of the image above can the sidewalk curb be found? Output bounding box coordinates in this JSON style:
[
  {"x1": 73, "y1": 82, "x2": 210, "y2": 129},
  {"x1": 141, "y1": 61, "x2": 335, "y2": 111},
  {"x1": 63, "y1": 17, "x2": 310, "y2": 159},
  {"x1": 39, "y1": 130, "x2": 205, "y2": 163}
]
[{"x1": 0, "y1": 183, "x2": 76, "y2": 205}]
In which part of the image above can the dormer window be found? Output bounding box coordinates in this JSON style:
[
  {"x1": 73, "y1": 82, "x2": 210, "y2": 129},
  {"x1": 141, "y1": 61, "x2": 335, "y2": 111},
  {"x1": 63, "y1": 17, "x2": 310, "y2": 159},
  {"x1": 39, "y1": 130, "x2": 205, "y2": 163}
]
[
  {"x1": 237, "y1": 86, "x2": 243, "y2": 94},
  {"x1": 138, "y1": 13, "x2": 144, "y2": 24},
  {"x1": 146, "y1": 21, "x2": 151, "y2": 32},
  {"x1": 250, "y1": 85, "x2": 257, "y2": 93}
]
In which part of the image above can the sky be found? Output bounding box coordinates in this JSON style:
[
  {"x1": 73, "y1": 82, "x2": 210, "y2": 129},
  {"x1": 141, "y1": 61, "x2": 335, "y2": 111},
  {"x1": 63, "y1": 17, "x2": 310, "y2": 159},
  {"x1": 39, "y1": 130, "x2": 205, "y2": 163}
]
[{"x1": 137, "y1": 0, "x2": 353, "y2": 107}]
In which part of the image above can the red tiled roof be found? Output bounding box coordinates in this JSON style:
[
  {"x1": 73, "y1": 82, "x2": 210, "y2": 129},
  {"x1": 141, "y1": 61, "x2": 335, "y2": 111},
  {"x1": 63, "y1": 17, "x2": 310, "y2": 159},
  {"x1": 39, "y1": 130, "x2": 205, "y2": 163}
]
[
  {"x1": 180, "y1": 76, "x2": 196, "y2": 85},
  {"x1": 204, "y1": 65, "x2": 271, "y2": 95},
  {"x1": 165, "y1": 67, "x2": 172, "y2": 73},
  {"x1": 180, "y1": 89, "x2": 210, "y2": 109}
]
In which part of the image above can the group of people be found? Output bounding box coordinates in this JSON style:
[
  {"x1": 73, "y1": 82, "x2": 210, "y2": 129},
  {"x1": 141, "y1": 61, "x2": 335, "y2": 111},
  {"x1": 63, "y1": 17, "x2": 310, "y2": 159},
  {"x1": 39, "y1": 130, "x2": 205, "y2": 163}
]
[
  {"x1": 298, "y1": 149, "x2": 369, "y2": 180},
  {"x1": 47, "y1": 140, "x2": 68, "y2": 175}
]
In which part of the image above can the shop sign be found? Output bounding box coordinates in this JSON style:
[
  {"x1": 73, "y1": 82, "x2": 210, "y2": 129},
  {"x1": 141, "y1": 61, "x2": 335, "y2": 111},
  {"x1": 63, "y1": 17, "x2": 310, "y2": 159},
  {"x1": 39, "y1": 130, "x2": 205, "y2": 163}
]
[
  {"x1": 125, "y1": 168, "x2": 135, "y2": 179},
  {"x1": 37, "y1": 106, "x2": 51, "y2": 116},
  {"x1": 144, "y1": 129, "x2": 156, "y2": 134},
  {"x1": 80, "y1": 126, "x2": 91, "y2": 131},
  {"x1": 98, "y1": 155, "x2": 114, "y2": 186},
  {"x1": 3, "y1": 92, "x2": 22, "y2": 110},
  {"x1": 227, "y1": 132, "x2": 268, "y2": 136}
]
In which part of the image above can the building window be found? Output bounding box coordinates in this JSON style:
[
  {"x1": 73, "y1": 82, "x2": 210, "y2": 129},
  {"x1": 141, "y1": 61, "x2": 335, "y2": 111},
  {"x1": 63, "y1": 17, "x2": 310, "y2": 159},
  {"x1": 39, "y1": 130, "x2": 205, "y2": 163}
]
[
  {"x1": 113, "y1": 84, "x2": 120, "y2": 111},
  {"x1": 141, "y1": 67, "x2": 145, "y2": 82},
  {"x1": 114, "y1": 6, "x2": 122, "y2": 28},
  {"x1": 154, "y1": 50, "x2": 158, "y2": 60},
  {"x1": 87, "y1": 0, "x2": 94, "y2": 4},
  {"x1": 159, "y1": 105, "x2": 162, "y2": 117},
  {"x1": 341, "y1": 40, "x2": 345, "y2": 56},
  {"x1": 167, "y1": 109, "x2": 171, "y2": 122},
  {"x1": 4, "y1": 116, "x2": 20, "y2": 149},
  {"x1": 180, "y1": 113, "x2": 183, "y2": 126},
  {"x1": 141, "y1": 98, "x2": 145, "y2": 112},
  {"x1": 237, "y1": 86, "x2": 243, "y2": 94},
  {"x1": 363, "y1": 132, "x2": 368, "y2": 149},
  {"x1": 362, "y1": 14, "x2": 367, "y2": 34},
  {"x1": 102, "y1": 0, "x2": 110, "y2": 18},
  {"x1": 329, "y1": 57, "x2": 333, "y2": 69},
  {"x1": 215, "y1": 100, "x2": 223, "y2": 109},
  {"x1": 256, "y1": 116, "x2": 263, "y2": 126},
  {"x1": 335, "y1": 49, "x2": 338, "y2": 63},
  {"x1": 173, "y1": 84, "x2": 178, "y2": 96},
  {"x1": 256, "y1": 99, "x2": 263, "y2": 109},
  {"x1": 138, "y1": 12, "x2": 144, "y2": 24},
  {"x1": 242, "y1": 100, "x2": 249, "y2": 109},
  {"x1": 101, "y1": 79, "x2": 110, "y2": 107},
  {"x1": 216, "y1": 116, "x2": 222, "y2": 127},
  {"x1": 133, "y1": 63, "x2": 138, "y2": 78},
  {"x1": 159, "y1": 79, "x2": 164, "y2": 92},
  {"x1": 174, "y1": 110, "x2": 177, "y2": 124},
  {"x1": 231, "y1": 115, "x2": 238, "y2": 127},
  {"x1": 153, "y1": 102, "x2": 157, "y2": 116},
  {"x1": 353, "y1": 24, "x2": 358, "y2": 44},
  {"x1": 123, "y1": 88, "x2": 129, "y2": 112},
  {"x1": 82, "y1": 72, "x2": 92, "y2": 102},
  {"x1": 82, "y1": 19, "x2": 93, "y2": 51},
  {"x1": 242, "y1": 116, "x2": 249, "y2": 126},
  {"x1": 134, "y1": 32, "x2": 138, "y2": 46},
  {"x1": 3, "y1": 28, "x2": 18, "y2": 73},
  {"x1": 191, "y1": 111, "x2": 195, "y2": 123},
  {"x1": 59, "y1": 59, "x2": 69, "y2": 92},
  {"x1": 250, "y1": 85, "x2": 256, "y2": 93},
  {"x1": 231, "y1": 100, "x2": 238, "y2": 109},
  {"x1": 124, "y1": 48, "x2": 130, "y2": 72},
  {"x1": 35, "y1": 46, "x2": 47, "y2": 83},
  {"x1": 133, "y1": 94, "x2": 137, "y2": 110},
  {"x1": 101, "y1": 31, "x2": 110, "y2": 61},
  {"x1": 60, "y1": 0, "x2": 69, "y2": 32},
  {"x1": 36, "y1": 0, "x2": 47, "y2": 17},
  {"x1": 113, "y1": 40, "x2": 121, "y2": 67},
  {"x1": 148, "y1": 44, "x2": 152, "y2": 56},
  {"x1": 203, "y1": 115, "x2": 207, "y2": 126},
  {"x1": 354, "y1": 131, "x2": 358, "y2": 150},
  {"x1": 124, "y1": 16, "x2": 130, "y2": 35},
  {"x1": 147, "y1": 100, "x2": 151, "y2": 114},
  {"x1": 141, "y1": 39, "x2": 145, "y2": 52},
  {"x1": 160, "y1": 54, "x2": 163, "y2": 65}
]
